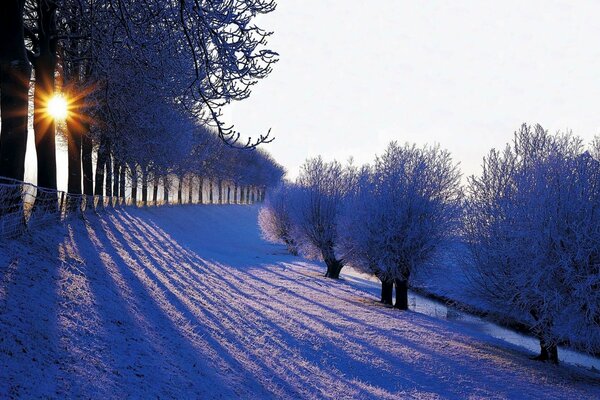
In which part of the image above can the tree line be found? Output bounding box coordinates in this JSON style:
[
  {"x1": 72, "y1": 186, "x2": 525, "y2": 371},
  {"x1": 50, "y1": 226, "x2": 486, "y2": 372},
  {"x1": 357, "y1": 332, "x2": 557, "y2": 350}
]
[
  {"x1": 0, "y1": 0, "x2": 280, "y2": 208},
  {"x1": 259, "y1": 124, "x2": 600, "y2": 365}
]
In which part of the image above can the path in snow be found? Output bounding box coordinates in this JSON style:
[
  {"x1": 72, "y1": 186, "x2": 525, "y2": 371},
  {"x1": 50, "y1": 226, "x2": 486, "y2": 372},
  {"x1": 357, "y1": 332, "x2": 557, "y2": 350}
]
[{"x1": 1, "y1": 205, "x2": 599, "y2": 399}]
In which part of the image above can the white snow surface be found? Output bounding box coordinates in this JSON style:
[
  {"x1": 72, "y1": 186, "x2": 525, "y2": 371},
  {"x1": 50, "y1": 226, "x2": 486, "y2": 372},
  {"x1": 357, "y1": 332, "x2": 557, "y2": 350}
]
[{"x1": 1, "y1": 205, "x2": 599, "y2": 399}]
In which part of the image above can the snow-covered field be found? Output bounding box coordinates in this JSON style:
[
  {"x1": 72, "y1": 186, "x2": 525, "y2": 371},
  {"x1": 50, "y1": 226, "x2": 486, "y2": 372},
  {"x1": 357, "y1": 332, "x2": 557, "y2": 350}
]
[{"x1": 1, "y1": 205, "x2": 599, "y2": 399}]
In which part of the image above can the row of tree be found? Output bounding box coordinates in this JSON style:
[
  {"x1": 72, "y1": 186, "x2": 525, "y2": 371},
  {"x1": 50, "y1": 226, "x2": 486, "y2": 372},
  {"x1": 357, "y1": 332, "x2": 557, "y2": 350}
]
[
  {"x1": 259, "y1": 124, "x2": 600, "y2": 364},
  {"x1": 0, "y1": 0, "x2": 279, "y2": 205},
  {"x1": 110, "y1": 131, "x2": 285, "y2": 207}
]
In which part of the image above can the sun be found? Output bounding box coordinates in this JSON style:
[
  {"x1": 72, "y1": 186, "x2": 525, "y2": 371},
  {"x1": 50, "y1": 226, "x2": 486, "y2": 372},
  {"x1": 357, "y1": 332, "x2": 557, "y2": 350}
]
[{"x1": 47, "y1": 94, "x2": 69, "y2": 120}]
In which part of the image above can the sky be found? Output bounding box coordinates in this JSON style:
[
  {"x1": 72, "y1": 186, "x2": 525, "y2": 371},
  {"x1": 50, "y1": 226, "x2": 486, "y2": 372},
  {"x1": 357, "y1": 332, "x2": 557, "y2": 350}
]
[{"x1": 227, "y1": 0, "x2": 600, "y2": 180}]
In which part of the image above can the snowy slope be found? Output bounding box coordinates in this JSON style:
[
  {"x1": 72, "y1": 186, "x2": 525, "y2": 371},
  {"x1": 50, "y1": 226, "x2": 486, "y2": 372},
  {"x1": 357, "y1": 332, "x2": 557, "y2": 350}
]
[{"x1": 1, "y1": 205, "x2": 599, "y2": 399}]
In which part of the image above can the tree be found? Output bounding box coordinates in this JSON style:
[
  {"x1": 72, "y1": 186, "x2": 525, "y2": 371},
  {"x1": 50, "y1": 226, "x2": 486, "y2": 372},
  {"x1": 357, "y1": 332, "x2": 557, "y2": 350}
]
[
  {"x1": 259, "y1": 183, "x2": 298, "y2": 255},
  {"x1": 290, "y1": 157, "x2": 351, "y2": 279},
  {"x1": 465, "y1": 124, "x2": 600, "y2": 363},
  {"x1": 1, "y1": 0, "x2": 279, "y2": 204},
  {"x1": 338, "y1": 142, "x2": 461, "y2": 309},
  {"x1": 0, "y1": 0, "x2": 31, "y2": 184}
]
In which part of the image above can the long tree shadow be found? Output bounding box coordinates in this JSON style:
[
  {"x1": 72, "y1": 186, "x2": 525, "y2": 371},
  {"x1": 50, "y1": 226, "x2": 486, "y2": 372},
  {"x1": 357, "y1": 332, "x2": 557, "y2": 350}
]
[
  {"x1": 77, "y1": 213, "x2": 273, "y2": 398},
  {"x1": 69, "y1": 218, "x2": 246, "y2": 398},
  {"x1": 0, "y1": 226, "x2": 66, "y2": 398}
]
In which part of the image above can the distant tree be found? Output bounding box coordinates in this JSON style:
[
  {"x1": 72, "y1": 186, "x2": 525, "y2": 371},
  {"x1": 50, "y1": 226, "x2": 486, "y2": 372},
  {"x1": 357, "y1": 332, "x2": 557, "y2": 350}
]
[
  {"x1": 259, "y1": 183, "x2": 298, "y2": 255},
  {"x1": 338, "y1": 142, "x2": 461, "y2": 309},
  {"x1": 465, "y1": 124, "x2": 600, "y2": 363}
]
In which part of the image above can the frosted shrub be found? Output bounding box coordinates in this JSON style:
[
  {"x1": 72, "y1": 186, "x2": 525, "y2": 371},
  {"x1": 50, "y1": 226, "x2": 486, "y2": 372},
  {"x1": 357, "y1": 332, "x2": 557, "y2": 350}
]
[
  {"x1": 258, "y1": 183, "x2": 299, "y2": 255},
  {"x1": 465, "y1": 124, "x2": 600, "y2": 363}
]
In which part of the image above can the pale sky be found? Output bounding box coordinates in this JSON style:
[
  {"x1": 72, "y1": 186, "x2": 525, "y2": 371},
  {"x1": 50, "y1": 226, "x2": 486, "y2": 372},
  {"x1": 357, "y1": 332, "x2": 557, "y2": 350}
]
[{"x1": 228, "y1": 0, "x2": 600, "y2": 180}]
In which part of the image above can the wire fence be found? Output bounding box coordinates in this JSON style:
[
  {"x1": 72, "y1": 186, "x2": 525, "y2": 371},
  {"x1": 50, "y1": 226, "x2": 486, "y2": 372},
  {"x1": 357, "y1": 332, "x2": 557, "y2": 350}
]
[{"x1": 0, "y1": 177, "x2": 262, "y2": 239}]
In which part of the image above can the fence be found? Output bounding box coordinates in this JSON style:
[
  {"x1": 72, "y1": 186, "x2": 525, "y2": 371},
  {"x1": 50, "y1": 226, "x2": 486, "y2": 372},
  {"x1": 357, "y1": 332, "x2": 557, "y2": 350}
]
[{"x1": 0, "y1": 177, "x2": 262, "y2": 239}]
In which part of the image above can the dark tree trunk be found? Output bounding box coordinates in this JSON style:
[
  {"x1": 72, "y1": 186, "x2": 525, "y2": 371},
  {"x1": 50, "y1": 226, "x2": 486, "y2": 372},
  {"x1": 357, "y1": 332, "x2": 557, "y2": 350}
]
[
  {"x1": 323, "y1": 248, "x2": 343, "y2": 279},
  {"x1": 227, "y1": 185, "x2": 231, "y2": 204},
  {"x1": 0, "y1": 0, "x2": 30, "y2": 183},
  {"x1": 533, "y1": 338, "x2": 559, "y2": 364},
  {"x1": 113, "y1": 162, "x2": 120, "y2": 198},
  {"x1": 81, "y1": 130, "x2": 93, "y2": 196},
  {"x1": 218, "y1": 180, "x2": 223, "y2": 204},
  {"x1": 163, "y1": 176, "x2": 169, "y2": 203},
  {"x1": 394, "y1": 279, "x2": 409, "y2": 310},
  {"x1": 177, "y1": 175, "x2": 183, "y2": 204},
  {"x1": 188, "y1": 175, "x2": 194, "y2": 203},
  {"x1": 65, "y1": 111, "x2": 83, "y2": 212},
  {"x1": 380, "y1": 278, "x2": 393, "y2": 305},
  {"x1": 153, "y1": 175, "x2": 159, "y2": 204},
  {"x1": 284, "y1": 238, "x2": 299, "y2": 256},
  {"x1": 198, "y1": 177, "x2": 203, "y2": 204},
  {"x1": 141, "y1": 167, "x2": 148, "y2": 206},
  {"x1": 130, "y1": 165, "x2": 138, "y2": 205},
  {"x1": 324, "y1": 260, "x2": 343, "y2": 279},
  {"x1": 32, "y1": 1, "x2": 58, "y2": 192},
  {"x1": 67, "y1": 117, "x2": 83, "y2": 195},
  {"x1": 105, "y1": 151, "x2": 112, "y2": 198},
  {"x1": 233, "y1": 184, "x2": 238, "y2": 204},
  {"x1": 119, "y1": 164, "x2": 126, "y2": 203},
  {"x1": 209, "y1": 180, "x2": 213, "y2": 204}
]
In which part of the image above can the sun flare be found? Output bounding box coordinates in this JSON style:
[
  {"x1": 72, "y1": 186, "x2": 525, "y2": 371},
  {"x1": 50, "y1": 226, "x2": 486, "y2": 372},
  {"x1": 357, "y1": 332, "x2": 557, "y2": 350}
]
[{"x1": 47, "y1": 94, "x2": 69, "y2": 120}]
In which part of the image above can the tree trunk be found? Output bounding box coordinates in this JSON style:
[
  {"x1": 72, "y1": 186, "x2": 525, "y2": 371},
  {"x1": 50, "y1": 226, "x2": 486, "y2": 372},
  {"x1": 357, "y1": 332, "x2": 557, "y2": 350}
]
[
  {"x1": 233, "y1": 184, "x2": 238, "y2": 204},
  {"x1": 533, "y1": 338, "x2": 559, "y2": 364},
  {"x1": 324, "y1": 260, "x2": 343, "y2": 279},
  {"x1": 394, "y1": 279, "x2": 409, "y2": 310},
  {"x1": 113, "y1": 162, "x2": 120, "y2": 199},
  {"x1": 188, "y1": 175, "x2": 194, "y2": 203},
  {"x1": 284, "y1": 238, "x2": 299, "y2": 256},
  {"x1": 177, "y1": 175, "x2": 183, "y2": 204},
  {"x1": 94, "y1": 141, "x2": 107, "y2": 196},
  {"x1": 81, "y1": 129, "x2": 93, "y2": 196},
  {"x1": 227, "y1": 185, "x2": 231, "y2": 204},
  {"x1": 0, "y1": 0, "x2": 30, "y2": 184},
  {"x1": 323, "y1": 247, "x2": 343, "y2": 279},
  {"x1": 209, "y1": 180, "x2": 213, "y2": 204},
  {"x1": 198, "y1": 177, "x2": 203, "y2": 204},
  {"x1": 32, "y1": 1, "x2": 58, "y2": 192},
  {"x1": 130, "y1": 165, "x2": 137, "y2": 205},
  {"x1": 218, "y1": 180, "x2": 223, "y2": 204},
  {"x1": 153, "y1": 175, "x2": 159, "y2": 204},
  {"x1": 141, "y1": 167, "x2": 148, "y2": 206},
  {"x1": 67, "y1": 117, "x2": 83, "y2": 195},
  {"x1": 119, "y1": 164, "x2": 126, "y2": 204},
  {"x1": 105, "y1": 151, "x2": 112, "y2": 198},
  {"x1": 163, "y1": 176, "x2": 169, "y2": 203},
  {"x1": 380, "y1": 278, "x2": 393, "y2": 305}
]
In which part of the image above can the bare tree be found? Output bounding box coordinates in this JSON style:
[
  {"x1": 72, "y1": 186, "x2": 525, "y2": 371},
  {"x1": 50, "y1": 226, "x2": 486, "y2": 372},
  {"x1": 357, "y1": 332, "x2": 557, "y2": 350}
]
[{"x1": 289, "y1": 157, "x2": 352, "y2": 279}]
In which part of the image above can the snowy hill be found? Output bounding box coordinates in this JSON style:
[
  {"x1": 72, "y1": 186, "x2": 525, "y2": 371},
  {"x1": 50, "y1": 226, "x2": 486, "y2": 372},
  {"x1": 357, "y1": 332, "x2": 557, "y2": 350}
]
[{"x1": 1, "y1": 205, "x2": 599, "y2": 399}]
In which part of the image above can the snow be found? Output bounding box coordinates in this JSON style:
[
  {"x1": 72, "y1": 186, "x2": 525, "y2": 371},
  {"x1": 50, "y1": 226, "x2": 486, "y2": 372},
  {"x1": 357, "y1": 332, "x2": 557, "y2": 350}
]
[{"x1": 1, "y1": 205, "x2": 599, "y2": 399}]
